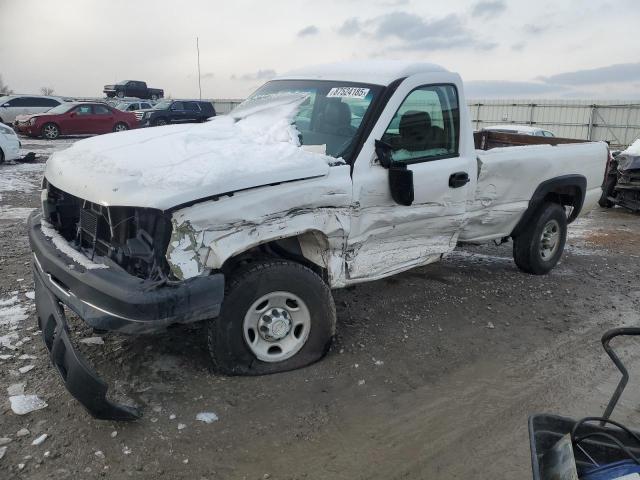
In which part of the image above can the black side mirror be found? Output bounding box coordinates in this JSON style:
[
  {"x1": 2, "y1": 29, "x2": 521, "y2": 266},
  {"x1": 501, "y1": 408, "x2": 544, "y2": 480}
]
[
  {"x1": 374, "y1": 139, "x2": 414, "y2": 206},
  {"x1": 375, "y1": 139, "x2": 393, "y2": 169},
  {"x1": 389, "y1": 165, "x2": 414, "y2": 206}
]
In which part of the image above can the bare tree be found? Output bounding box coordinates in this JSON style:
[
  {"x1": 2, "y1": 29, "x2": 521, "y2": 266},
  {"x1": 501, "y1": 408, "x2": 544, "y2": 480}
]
[
  {"x1": 0, "y1": 75, "x2": 13, "y2": 95},
  {"x1": 40, "y1": 86, "x2": 55, "y2": 96}
]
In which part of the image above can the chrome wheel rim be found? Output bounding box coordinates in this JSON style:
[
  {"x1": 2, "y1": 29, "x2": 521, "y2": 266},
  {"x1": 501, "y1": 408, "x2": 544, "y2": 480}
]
[
  {"x1": 243, "y1": 291, "x2": 311, "y2": 363},
  {"x1": 540, "y1": 219, "x2": 560, "y2": 260},
  {"x1": 115, "y1": 124, "x2": 127, "y2": 132},
  {"x1": 157, "y1": 120, "x2": 166, "y2": 126},
  {"x1": 43, "y1": 125, "x2": 57, "y2": 139}
]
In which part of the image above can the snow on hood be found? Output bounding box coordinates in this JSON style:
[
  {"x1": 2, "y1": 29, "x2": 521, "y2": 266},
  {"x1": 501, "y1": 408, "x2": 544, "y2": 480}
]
[{"x1": 45, "y1": 94, "x2": 337, "y2": 211}]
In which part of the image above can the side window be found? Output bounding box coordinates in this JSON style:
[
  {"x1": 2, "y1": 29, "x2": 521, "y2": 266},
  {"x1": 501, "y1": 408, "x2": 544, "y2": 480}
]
[
  {"x1": 94, "y1": 105, "x2": 111, "y2": 115},
  {"x1": 141, "y1": 103, "x2": 151, "y2": 109},
  {"x1": 42, "y1": 98, "x2": 60, "y2": 107},
  {"x1": 23, "y1": 97, "x2": 44, "y2": 107},
  {"x1": 74, "y1": 105, "x2": 93, "y2": 115},
  {"x1": 6, "y1": 98, "x2": 24, "y2": 107},
  {"x1": 543, "y1": 130, "x2": 554, "y2": 137},
  {"x1": 382, "y1": 84, "x2": 459, "y2": 163},
  {"x1": 171, "y1": 102, "x2": 184, "y2": 110},
  {"x1": 185, "y1": 102, "x2": 200, "y2": 111}
]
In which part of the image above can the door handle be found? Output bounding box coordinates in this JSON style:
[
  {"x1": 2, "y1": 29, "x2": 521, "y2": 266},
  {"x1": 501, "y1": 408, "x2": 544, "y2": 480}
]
[{"x1": 449, "y1": 172, "x2": 470, "y2": 188}]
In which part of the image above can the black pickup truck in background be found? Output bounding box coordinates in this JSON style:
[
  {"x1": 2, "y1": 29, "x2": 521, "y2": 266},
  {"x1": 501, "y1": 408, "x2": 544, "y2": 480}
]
[
  {"x1": 103, "y1": 80, "x2": 164, "y2": 100},
  {"x1": 134, "y1": 100, "x2": 216, "y2": 127}
]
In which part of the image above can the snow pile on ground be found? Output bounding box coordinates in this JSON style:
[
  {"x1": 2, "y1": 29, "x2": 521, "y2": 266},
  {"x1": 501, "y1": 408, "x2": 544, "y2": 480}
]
[
  {"x1": 0, "y1": 162, "x2": 45, "y2": 194},
  {"x1": 9, "y1": 394, "x2": 48, "y2": 415},
  {"x1": 40, "y1": 220, "x2": 108, "y2": 270},
  {"x1": 0, "y1": 295, "x2": 28, "y2": 326},
  {"x1": 196, "y1": 412, "x2": 219, "y2": 424},
  {"x1": 0, "y1": 206, "x2": 36, "y2": 221},
  {"x1": 622, "y1": 139, "x2": 640, "y2": 156}
]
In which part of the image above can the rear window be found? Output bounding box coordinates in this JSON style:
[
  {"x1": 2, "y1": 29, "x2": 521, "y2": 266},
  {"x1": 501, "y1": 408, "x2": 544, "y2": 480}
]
[{"x1": 184, "y1": 102, "x2": 201, "y2": 112}]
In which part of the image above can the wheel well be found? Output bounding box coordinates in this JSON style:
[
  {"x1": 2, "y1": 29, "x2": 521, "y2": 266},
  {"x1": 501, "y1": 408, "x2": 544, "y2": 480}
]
[
  {"x1": 512, "y1": 175, "x2": 586, "y2": 237},
  {"x1": 221, "y1": 232, "x2": 330, "y2": 282}
]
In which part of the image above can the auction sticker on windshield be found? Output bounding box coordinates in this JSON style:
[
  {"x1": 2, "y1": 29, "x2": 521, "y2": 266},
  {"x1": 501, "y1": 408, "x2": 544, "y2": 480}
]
[{"x1": 327, "y1": 87, "x2": 370, "y2": 99}]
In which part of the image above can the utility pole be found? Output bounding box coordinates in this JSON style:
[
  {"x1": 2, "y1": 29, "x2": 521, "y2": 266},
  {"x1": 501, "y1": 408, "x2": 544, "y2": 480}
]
[{"x1": 196, "y1": 37, "x2": 202, "y2": 100}]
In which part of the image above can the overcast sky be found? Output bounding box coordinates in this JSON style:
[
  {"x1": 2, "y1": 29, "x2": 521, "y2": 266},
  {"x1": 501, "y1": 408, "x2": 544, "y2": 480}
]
[{"x1": 1, "y1": 0, "x2": 639, "y2": 100}]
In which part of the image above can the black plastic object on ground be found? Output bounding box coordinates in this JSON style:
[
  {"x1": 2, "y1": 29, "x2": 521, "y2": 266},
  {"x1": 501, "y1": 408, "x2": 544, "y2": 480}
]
[{"x1": 529, "y1": 328, "x2": 640, "y2": 479}]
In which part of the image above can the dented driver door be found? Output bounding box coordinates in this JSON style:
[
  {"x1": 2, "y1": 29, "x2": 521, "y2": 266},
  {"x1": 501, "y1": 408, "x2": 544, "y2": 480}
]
[{"x1": 346, "y1": 73, "x2": 477, "y2": 282}]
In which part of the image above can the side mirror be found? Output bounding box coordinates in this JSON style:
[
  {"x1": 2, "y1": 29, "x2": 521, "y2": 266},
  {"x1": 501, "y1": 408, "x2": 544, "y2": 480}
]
[
  {"x1": 374, "y1": 139, "x2": 414, "y2": 206},
  {"x1": 375, "y1": 139, "x2": 393, "y2": 169},
  {"x1": 69, "y1": 112, "x2": 76, "y2": 117}
]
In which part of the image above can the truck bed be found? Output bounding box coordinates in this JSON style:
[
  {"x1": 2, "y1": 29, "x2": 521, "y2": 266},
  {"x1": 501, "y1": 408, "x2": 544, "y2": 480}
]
[{"x1": 459, "y1": 132, "x2": 608, "y2": 243}]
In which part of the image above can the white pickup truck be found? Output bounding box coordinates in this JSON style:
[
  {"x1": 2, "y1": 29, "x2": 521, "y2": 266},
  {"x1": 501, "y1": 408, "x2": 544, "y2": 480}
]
[{"x1": 28, "y1": 61, "x2": 607, "y2": 419}]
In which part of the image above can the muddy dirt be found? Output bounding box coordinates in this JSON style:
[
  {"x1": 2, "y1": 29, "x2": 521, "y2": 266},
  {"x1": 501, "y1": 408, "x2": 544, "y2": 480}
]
[{"x1": 1, "y1": 138, "x2": 640, "y2": 479}]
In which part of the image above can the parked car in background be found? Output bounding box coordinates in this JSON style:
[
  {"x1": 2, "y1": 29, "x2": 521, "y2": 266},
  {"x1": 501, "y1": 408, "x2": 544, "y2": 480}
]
[
  {"x1": 136, "y1": 100, "x2": 216, "y2": 126},
  {"x1": 103, "y1": 80, "x2": 164, "y2": 100},
  {"x1": 599, "y1": 140, "x2": 640, "y2": 211},
  {"x1": 114, "y1": 100, "x2": 155, "y2": 112},
  {"x1": 0, "y1": 121, "x2": 21, "y2": 163},
  {"x1": 0, "y1": 95, "x2": 72, "y2": 125},
  {"x1": 482, "y1": 125, "x2": 555, "y2": 137},
  {"x1": 14, "y1": 102, "x2": 138, "y2": 139}
]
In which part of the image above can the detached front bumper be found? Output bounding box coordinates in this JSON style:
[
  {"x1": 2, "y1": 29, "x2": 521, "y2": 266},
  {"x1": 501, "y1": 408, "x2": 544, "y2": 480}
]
[{"x1": 28, "y1": 211, "x2": 224, "y2": 419}]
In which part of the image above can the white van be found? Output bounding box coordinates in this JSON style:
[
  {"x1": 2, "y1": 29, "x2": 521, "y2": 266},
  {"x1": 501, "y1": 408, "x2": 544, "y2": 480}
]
[{"x1": 0, "y1": 95, "x2": 71, "y2": 124}]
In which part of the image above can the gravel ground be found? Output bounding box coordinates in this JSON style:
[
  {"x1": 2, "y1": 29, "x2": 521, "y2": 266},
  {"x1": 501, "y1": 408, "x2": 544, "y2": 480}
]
[{"x1": 1, "y1": 137, "x2": 639, "y2": 479}]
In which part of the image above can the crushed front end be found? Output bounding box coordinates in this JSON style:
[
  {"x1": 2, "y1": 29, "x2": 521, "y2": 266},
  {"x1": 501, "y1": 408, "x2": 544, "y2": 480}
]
[{"x1": 28, "y1": 180, "x2": 224, "y2": 420}]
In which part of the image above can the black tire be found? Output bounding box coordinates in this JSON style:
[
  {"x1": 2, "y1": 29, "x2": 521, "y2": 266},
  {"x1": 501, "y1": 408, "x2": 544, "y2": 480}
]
[
  {"x1": 154, "y1": 118, "x2": 168, "y2": 126},
  {"x1": 0, "y1": 147, "x2": 4, "y2": 165},
  {"x1": 598, "y1": 176, "x2": 616, "y2": 208},
  {"x1": 117, "y1": 91, "x2": 125, "y2": 98},
  {"x1": 41, "y1": 122, "x2": 59, "y2": 140},
  {"x1": 113, "y1": 122, "x2": 129, "y2": 132},
  {"x1": 513, "y1": 202, "x2": 567, "y2": 275},
  {"x1": 208, "y1": 259, "x2": 336, "y2": 376},
  {"x1": 151, "y1": 94, "x2": 158, "y2": 101}
]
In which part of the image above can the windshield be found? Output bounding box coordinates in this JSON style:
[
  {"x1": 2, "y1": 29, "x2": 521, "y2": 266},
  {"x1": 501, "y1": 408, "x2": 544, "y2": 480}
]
[
  {"x1": 233, "y1": 80, "x2": 382, "y2": 160},
  {"x1": 116, "y1": 80, "x2": 129, "y2": 86},
  {"x1": 153, "y1": 101, "x2": 172, "y2": 110},
  {"x1": 44, "y1": 104, "x2": 75, "y2": 115},
  {"x1": 114, "y1": 102, "x2": 130, "y2": 110}
]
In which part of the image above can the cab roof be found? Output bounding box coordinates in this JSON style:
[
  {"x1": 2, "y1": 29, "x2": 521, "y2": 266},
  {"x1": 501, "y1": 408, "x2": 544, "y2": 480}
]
[{"x1": 276, "y1": 60, "x2": 448, "y2": 86}]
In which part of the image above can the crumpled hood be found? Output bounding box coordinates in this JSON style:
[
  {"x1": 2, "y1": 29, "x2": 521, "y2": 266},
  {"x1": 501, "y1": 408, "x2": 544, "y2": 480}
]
[
  {"x1": 16, "y1": 112, "x2": 50, "y2": 122},
  {"x1": 45, "y1": 95, "x2": 336, "y2": 211}
]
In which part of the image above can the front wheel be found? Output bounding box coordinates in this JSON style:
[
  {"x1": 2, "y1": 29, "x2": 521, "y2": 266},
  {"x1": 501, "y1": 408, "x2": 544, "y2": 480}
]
[
  {"x1": 151, "y1": 94, "x2": 158, "y2": 101},
  {"x1": 42, "y1": 123, "x2": 60, "y2": 140},
  {"x1": 113, "y1": 122, "x2": 128, "y2": 132},
  {"x1": 513, "y1": 202, "x2": 567, "y2": 275},
  {"x1": 208, "y1": 259, "x2": 336, "y2": 375},
  {"x1": 154, "y1": 118, "x2": 168, "y2": 126},
  {"x1": 117, "y1": 91, "x2": 125, "y2": 98}
]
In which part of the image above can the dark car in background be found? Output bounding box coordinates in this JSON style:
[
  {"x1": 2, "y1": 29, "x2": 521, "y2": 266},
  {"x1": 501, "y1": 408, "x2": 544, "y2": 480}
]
[
  {"x1": 135, "y1": 100, "x2": 216, "y2": 127},
  {"x1": 103, "y1": 80, "x2": 164, "y2": 100},
  {"x1": 14, "y1": 102, "x2": 138, "y2": 139}
]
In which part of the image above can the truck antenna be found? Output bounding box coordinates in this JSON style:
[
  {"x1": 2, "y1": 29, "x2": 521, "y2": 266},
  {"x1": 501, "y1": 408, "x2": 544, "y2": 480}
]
[{"x1": 196, "y1": 37, "x2": 202, "y2": 100}]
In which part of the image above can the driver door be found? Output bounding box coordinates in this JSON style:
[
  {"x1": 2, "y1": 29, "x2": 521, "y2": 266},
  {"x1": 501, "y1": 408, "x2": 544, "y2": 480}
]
[{"x1": 347, "y1": 76, "x2": 477, "y2": 281}]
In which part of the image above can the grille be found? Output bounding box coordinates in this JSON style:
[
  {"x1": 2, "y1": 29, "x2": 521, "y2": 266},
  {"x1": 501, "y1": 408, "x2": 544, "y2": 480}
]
[
  {"x1": 135, "y1": 112, "x2": 145, "y2": 120},
  {"x1": 44, "y1": 183, "x2": 172, "y2": 280}
]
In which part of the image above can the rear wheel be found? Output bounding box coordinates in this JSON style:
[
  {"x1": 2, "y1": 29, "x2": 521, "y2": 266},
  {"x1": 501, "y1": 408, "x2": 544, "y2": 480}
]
[
  {"x1": 513, "y1": 202, "x2": 567, "y2": 275},
  {"x1": 117, "y1": 91, "x2": 125, "y2": 98},
  {"x1": 0, "y1": 148, "x2": 4, "y2": 165},
  {"x1": 151, "y1": 94, "x2": 158, "y2": 101},
  {"x1": 42, "y1": 123, "x2": 59, "y2": 140},
  {"x1": 113, "y1": 122, "x2": 128, "y2": 132},
  {"x1": 208, "y1": 259, "x2": 336, "y2": 375}
]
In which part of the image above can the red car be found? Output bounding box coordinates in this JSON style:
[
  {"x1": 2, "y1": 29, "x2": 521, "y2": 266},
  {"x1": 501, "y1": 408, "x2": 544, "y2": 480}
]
[{"x1": 14, "y1": 102, "x2": 138, "y2": 139}]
